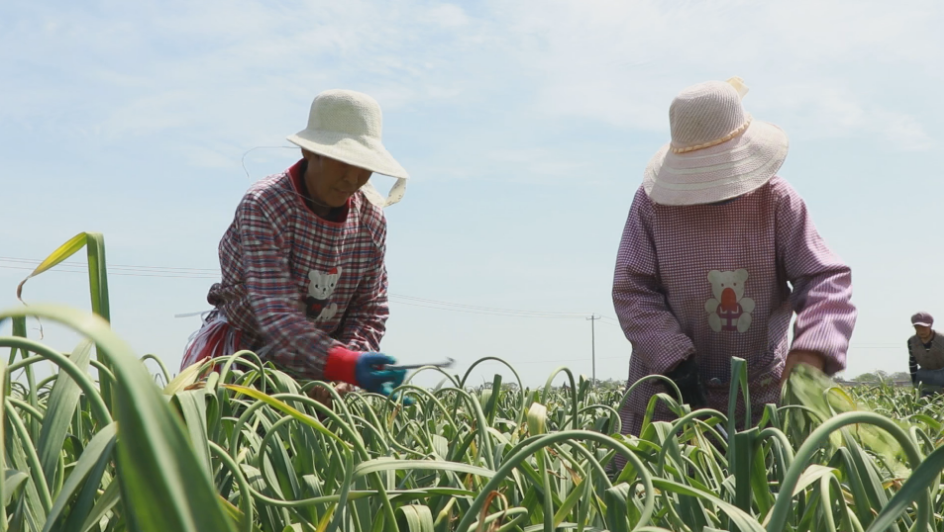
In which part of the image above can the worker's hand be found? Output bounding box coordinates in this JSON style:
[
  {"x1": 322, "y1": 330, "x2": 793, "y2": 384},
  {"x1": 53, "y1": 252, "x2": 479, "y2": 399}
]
[
  {"x1": 308, "y1": 382, "x2": 354, "y2": 411},
  {"x1": 780, "y1": 350, "x2": 826, "y2": 387},
  {"x1": 323, "y1": 347, "x2": 410, "y2": 400},
  {"x1": 355, "y1": 353, "x2": 407, "y2": 396},
  {"x1": 663, "y1": 356, "x2": 707, "y2": 409}
]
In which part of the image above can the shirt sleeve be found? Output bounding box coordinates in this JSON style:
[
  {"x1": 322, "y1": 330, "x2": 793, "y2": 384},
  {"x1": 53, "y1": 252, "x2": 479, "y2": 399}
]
[
  {"x1": 337, "y1": 222, "x2": 389, "y2": 352},
  {"x1": 235, "y1": 195, "x2": 341, "y2": 378},
  {"x1": 909, "y1": 340, "x2": 918, "y2": 384},
  {"x1": 612, "y1": 188, "x2": 696, "y2": 375},
  {"x1": 775, "y1": 185, "x2": 857, "y2": 376}
]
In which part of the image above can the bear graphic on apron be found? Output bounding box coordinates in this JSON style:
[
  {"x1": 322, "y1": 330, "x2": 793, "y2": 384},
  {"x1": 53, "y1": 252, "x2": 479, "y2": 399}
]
[{"x1": 705, "y1": 269, "x2": 755, "y2": 333}]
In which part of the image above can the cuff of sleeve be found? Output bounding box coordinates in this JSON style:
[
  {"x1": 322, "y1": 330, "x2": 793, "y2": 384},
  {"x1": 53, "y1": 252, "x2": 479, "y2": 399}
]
[
  {"x1": 324, "y1": 346, "x2": 360, "y2": 386},
  {"x1": 791, "y1": 341, "x2": 846, "y2": 376}
]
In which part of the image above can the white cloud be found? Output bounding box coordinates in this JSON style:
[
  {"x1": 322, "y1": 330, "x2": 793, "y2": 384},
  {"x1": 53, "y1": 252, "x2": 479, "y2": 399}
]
[
  {"x1": 756, "y1": 83, "x2": 933, "y2": 150},
  {"x1": 1, "y1": 0, "x2": 940, "y2": 164},
  {"x1": 486, "y1": 148, "x2": 594, "y2": 181},
  {"x1": 425, "y1": 4, "x2": 470, "y2": 28},
  {"x1": 3, "y1": 0, "x2": 944, "y2": 382},
  {"x1": 877, "y1": 111, "x2": 934, "y2": 151},
  {"x1": 490, "y1": 0, "x2": 941, "y2": 147},
  {"x1": 180, "y1": 146, "x2": 242, "y2": 169},
  {"x1": 1, "y1": 0, "x2": 497, "y2": 151}
]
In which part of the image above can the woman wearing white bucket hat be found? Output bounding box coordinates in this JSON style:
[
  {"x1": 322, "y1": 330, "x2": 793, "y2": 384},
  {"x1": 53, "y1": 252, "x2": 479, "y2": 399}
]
[
  {"x1": 611, "y1": 78, "x2": 857, "y2": 446},
  {"x1": 181, "y1": 89, "x2": 410, "y2": 398}
]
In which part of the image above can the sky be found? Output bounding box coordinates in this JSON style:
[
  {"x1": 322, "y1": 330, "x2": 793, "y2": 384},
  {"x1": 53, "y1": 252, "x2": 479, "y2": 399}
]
[{"x1": 1, "y1": 0, "x2": 943, "y2": 387}]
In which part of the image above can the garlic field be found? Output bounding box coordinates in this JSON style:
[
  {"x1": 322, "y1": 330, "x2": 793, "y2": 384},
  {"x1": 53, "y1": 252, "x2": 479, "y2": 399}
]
[{"x1": 0, "y1": 234, "x2": 942, "y2": 531}]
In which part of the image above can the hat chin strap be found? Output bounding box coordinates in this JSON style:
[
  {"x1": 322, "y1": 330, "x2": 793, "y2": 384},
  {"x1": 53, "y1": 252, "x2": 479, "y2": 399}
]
[{"x1": 361, "y1": 178, "x2": 407, "y2": 208}]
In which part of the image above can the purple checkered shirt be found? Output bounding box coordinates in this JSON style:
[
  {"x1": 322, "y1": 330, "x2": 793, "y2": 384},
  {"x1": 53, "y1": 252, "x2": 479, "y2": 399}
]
[
  {"x1": 205, "y1": 160, "x2": 389, "y2": 379},
  {"x1": 612, "y1": 177, "x2": 856, "y2": 438}
]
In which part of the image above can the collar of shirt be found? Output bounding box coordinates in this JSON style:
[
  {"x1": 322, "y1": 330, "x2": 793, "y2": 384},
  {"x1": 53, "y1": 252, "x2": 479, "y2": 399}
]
[
  {"x1": 922, "y1": 331, "x2": 937, "y2": 349},
  {"x1": 707, "y1": 196, "x2": 743, "y2": 206}
]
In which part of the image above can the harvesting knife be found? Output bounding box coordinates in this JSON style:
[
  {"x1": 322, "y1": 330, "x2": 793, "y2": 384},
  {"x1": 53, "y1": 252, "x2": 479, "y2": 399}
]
[{"x1": 384, "y1": 357, "x2": 455, "y2": 371}]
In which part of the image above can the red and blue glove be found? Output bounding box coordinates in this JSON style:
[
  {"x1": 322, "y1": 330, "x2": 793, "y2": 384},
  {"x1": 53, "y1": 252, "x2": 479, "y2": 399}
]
[{"x1": 324, "y1": 347, "x2": 407, "y2": 397}]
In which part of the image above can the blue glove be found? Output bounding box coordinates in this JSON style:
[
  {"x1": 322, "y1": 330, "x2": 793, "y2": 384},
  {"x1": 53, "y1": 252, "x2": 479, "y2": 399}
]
[{"x1": 355, "y1": 353, "x2": 407, "y2": 396}]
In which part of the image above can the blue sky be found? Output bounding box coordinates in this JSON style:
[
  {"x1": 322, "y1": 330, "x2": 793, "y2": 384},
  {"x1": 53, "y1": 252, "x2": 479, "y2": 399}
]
[{"x1": 2, "y1": 0, "x2": 942, "y2": 386}]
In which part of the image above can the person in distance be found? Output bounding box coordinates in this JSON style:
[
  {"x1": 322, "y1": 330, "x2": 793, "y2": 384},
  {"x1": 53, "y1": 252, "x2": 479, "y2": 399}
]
[{"x1": 908, "y1": 312, "x2": 944, "y2": 397}]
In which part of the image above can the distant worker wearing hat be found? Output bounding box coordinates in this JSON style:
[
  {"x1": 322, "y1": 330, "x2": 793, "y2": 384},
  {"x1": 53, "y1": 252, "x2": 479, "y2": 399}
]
[
  {"x1": 180, "y1": 89, "x2": 409, "y2": 398},
  {"x1": 908, "y1": 312, "x2": 944, "y2": 395},
  {"x1": 611, "y1": 78, "x2": 857, "y2": 447}
]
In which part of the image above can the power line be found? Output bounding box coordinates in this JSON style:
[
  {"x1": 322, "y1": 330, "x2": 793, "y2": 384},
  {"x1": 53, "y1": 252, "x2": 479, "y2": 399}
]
[
  {"x1": 598, "y1": 317, "x2": 622, "y2": 328},
  {"x1": 0, "y1": 264, "x2": 219, "y2": 280},
  {"x1": 0, "y1": 256, "x2": 604, "y2": 319},
  {"x1": 2, "y1": 256, "x2": 913, "y2": 349},
  {"x1": 0, "y1": 257, "x2": 610, "y2": 320},
  {"x1": 0, "y1": 257, "x2": 218, "y2": 273},
  {"x1": 391, "y1": 300, "x2": 587, "y2": 319},
  {"x1": 503, "y1": 355, "x2": 627, "y2": 366},
  {"x1": 390, "y1": 294, "x2": 587, "y2": 318}
]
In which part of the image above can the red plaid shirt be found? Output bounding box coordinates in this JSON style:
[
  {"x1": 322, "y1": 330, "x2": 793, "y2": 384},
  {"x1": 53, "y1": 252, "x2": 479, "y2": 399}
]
[
  {"x1": 613, "y1": 177, "x2": 856, "y2": 437},
  {"x1": 204, "y1": 160, "x2": 389, "y2": 379}
]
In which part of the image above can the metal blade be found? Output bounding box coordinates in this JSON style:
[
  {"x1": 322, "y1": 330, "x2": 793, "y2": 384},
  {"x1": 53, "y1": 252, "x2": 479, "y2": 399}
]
[{"x1": 385, "y1": 357, "x2": 455, "y2": 371}]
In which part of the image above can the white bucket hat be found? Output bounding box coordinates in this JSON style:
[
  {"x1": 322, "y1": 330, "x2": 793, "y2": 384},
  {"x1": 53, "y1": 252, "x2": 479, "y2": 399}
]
[
  {"x1": 643, "y1": 77, "x2": 789, "y2": 206},
  {"x1": 287, "y1": 89, "x2": 408, "y2": 208}
]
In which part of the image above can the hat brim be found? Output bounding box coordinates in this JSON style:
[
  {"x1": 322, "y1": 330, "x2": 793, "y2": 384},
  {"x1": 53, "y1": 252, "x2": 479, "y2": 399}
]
[
  {"x1": 287, "y1": 128, "x2": 409, "y2": 180},
  {"x1": 643, "y1": 120, "x2": 788, "y2": 206},
  {"x1": 913, "y1": 321, "x2": 933, "y2": 327}
]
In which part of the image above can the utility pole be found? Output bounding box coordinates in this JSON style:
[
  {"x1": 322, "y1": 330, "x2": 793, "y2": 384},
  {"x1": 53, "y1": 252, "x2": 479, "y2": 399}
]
[{"x1": 587, "y1": 314, "x2": 600, "y2": 384}]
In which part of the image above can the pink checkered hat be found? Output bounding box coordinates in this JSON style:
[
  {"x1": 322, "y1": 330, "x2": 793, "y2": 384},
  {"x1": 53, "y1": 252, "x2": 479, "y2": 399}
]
[{"x1": 643, "y1": 77, "x2": 789, "y2": 206}]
